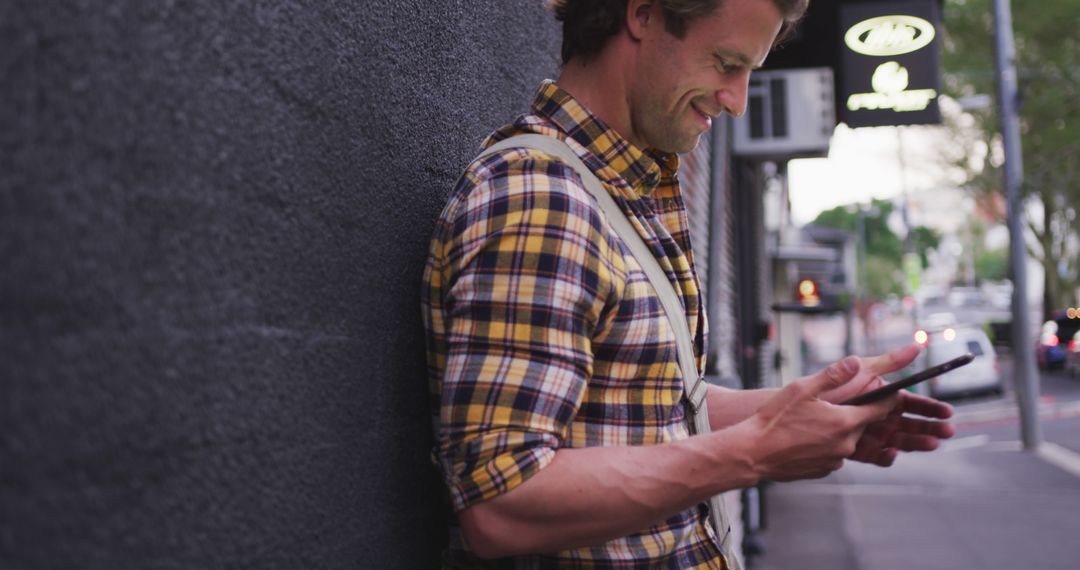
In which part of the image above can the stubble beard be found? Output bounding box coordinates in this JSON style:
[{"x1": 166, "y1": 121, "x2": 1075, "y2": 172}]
[{"x1": 633, "y1": 103, "x2": 704, "y2": 155}]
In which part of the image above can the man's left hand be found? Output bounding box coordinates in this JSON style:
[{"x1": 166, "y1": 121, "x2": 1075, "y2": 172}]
[{"x1": 820, "y1": 343, "x2": 955, "y2": 467}]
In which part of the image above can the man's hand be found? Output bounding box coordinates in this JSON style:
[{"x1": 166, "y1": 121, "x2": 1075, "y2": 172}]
[
  {"x1": 821, "y1": 343, "x2": 956, "y2": 466},
  {"x1": 736, "y1": 356, "x2": 899, "y2": 482},
  {"x1": 818, "y1": 344, "x2": 920, "y2": 404},
  {"x1": 848, "y1": 391, "x2": 955, "y2": 465}
]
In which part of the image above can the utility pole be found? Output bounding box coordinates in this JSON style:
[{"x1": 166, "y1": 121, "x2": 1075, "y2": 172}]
[
  {"x1": 896, "y1": 128, "x2": 925, "y2": 370},
  {"x1": 855, "y1": 204, "x2": 867, "y2": 354},
  {"x1": 993, "y1": 0, "x2": 1042, "y2": 449}
]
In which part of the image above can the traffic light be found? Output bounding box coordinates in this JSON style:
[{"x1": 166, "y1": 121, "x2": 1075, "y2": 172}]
[{"x1": 797, "y1": 278, "x2": 820, "y2": 307}]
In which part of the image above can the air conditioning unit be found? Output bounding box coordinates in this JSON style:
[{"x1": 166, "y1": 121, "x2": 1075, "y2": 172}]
[{"x1": 732, "y1": 67, "x2": 835, "y2": 158}]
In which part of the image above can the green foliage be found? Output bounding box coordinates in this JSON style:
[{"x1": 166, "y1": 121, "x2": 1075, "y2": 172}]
[
  {"x1": 865, "y1": 255, "x2": 905, "y2": 300},
  {"x1": 975, "y1": 246, "x2": 1009, "y2": 282},
  {"x1": 941, "y1": 0, "x2": 1080, "y2": 314},
  {"x1": 812, "y1": 206, "x2": 856, "y2": 233},
  {"x1": 812, "y1": 199, "x2": 939, "y2": 300},
  {"x1": 813, "y1": 198, "x2": 902, "y2": 262},
  {"x1": 910, "y1": 226, "x2": 942, "y2": 268}
]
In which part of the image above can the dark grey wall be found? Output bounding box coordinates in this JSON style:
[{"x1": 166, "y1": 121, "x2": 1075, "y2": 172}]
[{"x1": 1, "y1": 1, "x2": 559, "y2": 567}]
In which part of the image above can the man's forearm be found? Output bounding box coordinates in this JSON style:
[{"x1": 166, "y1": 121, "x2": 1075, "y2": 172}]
[
  {"x1": 458, "y1": 358, "x2": 895, "y2": 558},
  {"x1": 706, "y1": 385, "x2": 777, "y2": 429},
  {"x1": 458, "y1": 425, "x2": 762, "y2": 558}
]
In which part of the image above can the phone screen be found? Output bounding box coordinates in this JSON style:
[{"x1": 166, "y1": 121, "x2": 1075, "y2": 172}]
[{"x1": 840, "y1": 353, "x2": 976, "y2": 405}]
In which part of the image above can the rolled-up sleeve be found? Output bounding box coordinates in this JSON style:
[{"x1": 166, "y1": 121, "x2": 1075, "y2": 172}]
[{"x1": 433, "y1": 153, "x2": 617, "y2": 511}]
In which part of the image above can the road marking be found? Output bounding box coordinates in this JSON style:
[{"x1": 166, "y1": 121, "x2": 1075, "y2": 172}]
[
  {"x1": 1036, "y1": 442, "x2": 1080, "y2": 480},
  {"x1": 941, "y1": 434, "x2": 990, "y2": 452},
  {"x1": 793, "y1": 483, "x2": 929, "y2": 496},
  {"x1": 982, "y1": 440, "x2": 1023, "y2": 452},
  {"x1": 953, "y1": 399, "x2": 1080, "y2": 427}
]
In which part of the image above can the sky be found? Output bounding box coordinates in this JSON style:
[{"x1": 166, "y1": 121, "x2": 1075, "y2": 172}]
[
  {"x1": 787, "y1": 120, "x2": 1047, "y2": 303},
  {"x1": 788, "y1": 123, "x2": 952, "y2": 225}
]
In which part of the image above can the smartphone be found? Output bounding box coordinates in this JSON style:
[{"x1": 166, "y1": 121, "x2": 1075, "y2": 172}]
[{"x1": 840, "y1": 353, "x2": 976, "y2": 405}]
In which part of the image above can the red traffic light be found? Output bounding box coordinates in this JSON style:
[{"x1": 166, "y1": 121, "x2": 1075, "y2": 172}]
[{"x1": 797, "y1": 278, "x2": 820, "y2": 307}]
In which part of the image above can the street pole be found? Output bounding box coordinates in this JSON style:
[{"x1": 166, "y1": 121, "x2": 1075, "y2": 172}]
[
  {"x1": 896, "y1": 128, "x2": 925, "y2": 370},
  {"x1": 993, "y1": 0, "x2": 1042, "y2": 449},
  {"x1": 855, "y1": 205, "x2": 866, "y2": 354}
]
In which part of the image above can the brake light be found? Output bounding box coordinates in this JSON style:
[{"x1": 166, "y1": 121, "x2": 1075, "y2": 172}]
[
  {"x1": 914, "y1": 330, "x2": 929, "y2": 345},
  {"x1": 1042, "y1": 335, "x2": 1059, "y2": 347},
  {"x1": 1070, "y1": 339, "x2": 1078, "y2": 352}
]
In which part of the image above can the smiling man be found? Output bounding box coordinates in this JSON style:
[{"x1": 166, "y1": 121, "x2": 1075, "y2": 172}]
[{"x1": 421, "y1": 1, "x2": 955, "y2": 567}]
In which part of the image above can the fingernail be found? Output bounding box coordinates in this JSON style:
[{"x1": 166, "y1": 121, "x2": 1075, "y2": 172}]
[{"x1": 841, "y1": 356, "x2": 859, "y2": 374}]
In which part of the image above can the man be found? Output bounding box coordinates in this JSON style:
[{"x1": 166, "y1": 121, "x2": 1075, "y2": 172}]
[{"x1": 421, "y1": 0, "x2": 955, "y2": 566}]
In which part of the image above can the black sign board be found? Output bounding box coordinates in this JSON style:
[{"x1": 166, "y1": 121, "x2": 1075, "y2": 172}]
[{"x1": 839, "y1": 1, "x2": 942, "y2": 127}]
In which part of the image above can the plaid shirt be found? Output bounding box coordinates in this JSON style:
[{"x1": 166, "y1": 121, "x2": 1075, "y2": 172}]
[{"x1": 421, "y1": 80, "x2": 724, "y2": 568}]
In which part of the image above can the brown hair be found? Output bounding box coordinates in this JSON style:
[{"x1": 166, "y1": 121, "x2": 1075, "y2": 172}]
[{"x1": 550, "y1": 0, "x2": 809, "y2": 64}]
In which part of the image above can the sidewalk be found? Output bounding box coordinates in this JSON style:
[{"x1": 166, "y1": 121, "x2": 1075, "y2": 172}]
[{"x1": 751, "y1": 434, "x2": 1080, "y2": 569}]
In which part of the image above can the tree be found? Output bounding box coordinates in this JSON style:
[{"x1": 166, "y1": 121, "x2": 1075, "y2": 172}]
[
  {"x1": 812, "y1": 198, "x2": 940, "y2": 300},
  {"x1": 975, "y1": 247, "x2": 1010, "y2": 282},
  {"x1": 939, "y1": 0, "x2": 1080, "y2": 316},
  {"x1": 910, "y1": 226, "x2": 943, "y2": 269}
]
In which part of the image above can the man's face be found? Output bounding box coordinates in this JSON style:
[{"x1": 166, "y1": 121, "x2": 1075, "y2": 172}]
[{"x1": 628, "y1": 0, "x2": 783, "y2": 153}]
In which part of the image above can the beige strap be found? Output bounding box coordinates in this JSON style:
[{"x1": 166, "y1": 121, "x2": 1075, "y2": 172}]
[{"x1": 477, "y1": 135, "x2": 742, "y2": 569}]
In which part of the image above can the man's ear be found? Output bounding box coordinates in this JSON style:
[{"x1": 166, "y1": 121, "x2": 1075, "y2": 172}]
[{"x1": 626, "y1": 0, "x2": 657, "y2": 42}]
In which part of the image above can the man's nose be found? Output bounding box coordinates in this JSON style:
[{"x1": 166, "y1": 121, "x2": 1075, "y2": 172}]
[{"x1": 717, "y1": 72, "x2": 751, "y2": 118}]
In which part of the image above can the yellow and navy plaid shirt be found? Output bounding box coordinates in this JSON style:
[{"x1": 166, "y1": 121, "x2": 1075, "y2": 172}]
[{"x1": 421, "y1": 80, "x2": 723, "y2": 568}]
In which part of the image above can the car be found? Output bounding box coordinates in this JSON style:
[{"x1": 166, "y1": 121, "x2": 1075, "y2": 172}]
[
  {"x1": 1036, "y1": 314, "x2": 1080, "y2": 370},
  {"x1": 921, "y1": 325, "x2": 1003, "y2": 399},
  {"x1": 1066, "y1": 330, "x2": 1080, "y2": 378},
  {"x1": 913, "y1": 312, "x2": 957, "y2": 346}
]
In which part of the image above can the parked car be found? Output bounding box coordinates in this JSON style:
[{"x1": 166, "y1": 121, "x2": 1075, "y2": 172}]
[
  {"x1": 1036, "y1": 314, "x2": 1080, "y2": 370},
  {"x1": 1066, "y1": 330, "x2": 1080, "y2": 378},
  {"x1": 924, "y1": 326, "x2": 1003, "y2": 399}
]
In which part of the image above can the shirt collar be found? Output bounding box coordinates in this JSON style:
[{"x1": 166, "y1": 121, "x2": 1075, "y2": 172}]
[{"x1": 529, "y1": 80, "x2": 677, "y2": 198}]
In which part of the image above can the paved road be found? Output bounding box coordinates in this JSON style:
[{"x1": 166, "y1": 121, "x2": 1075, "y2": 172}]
[
  {"x1": 752, "y1": 362, "x2": 1080, "y2": 570},
  {"x1": 953, "y1": 355, "x2": 1080, "y2": 452}
]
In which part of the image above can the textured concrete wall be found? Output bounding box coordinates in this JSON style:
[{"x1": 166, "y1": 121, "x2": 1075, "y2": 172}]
[{"x1": 1, "y1": 1, "x2": 559, "y2": 567}]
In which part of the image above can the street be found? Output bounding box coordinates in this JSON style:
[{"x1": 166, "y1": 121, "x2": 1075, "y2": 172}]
[
  {"x1": 951, "y1": 364, "x2": 1080, "y2": 455},
  {"x1": 753, "y1": 358, "x2": 1080, "y2": 569}
]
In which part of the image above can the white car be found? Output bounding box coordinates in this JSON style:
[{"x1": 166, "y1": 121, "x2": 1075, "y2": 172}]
[{"x1": 923, "y1": 326, "x2": 1003, "y2": 399}]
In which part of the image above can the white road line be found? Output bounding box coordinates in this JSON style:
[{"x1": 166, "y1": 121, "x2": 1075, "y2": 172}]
[
  {"x1": 953, "y1": 400, "x2": 1080, "y2": 425},
  {"x1": 941, "y1": 434, "x2": 991, "y2": 452},
  {"x1": 982, "y1": 440, "x2": 1023, "y2": 452},
  {"x1": 1036, "y1": 442, "x2": 1080, "y2": 480},
  {"x1": 794, "y1": 484, "x2": 930, "y2": 496}
]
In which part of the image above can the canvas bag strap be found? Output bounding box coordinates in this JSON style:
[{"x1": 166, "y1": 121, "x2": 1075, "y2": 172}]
[{"x1": 476, "y1": 134, "x2": 742, "y2": 570}]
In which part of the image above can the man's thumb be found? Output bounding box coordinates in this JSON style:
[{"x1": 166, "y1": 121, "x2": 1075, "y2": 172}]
[{"x1": 808, "y1": 356, "x2": 861, "y2": 395}]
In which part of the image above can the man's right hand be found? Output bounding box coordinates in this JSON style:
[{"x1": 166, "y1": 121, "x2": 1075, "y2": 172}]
[{"x1": 732, "y1": 356, "x2": 899, "y2": 482}]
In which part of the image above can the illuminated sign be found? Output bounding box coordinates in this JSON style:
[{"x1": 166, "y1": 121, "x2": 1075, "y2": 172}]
[
  {"x1": 844, "y1": 15, "x2": 937, "y2": 57},
  {"x1": 847, "y1": 61, "x2": 937, "y2": 112},
  {"x1": 839, "y1": 1, "x2": 942, "y2": 128}
]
